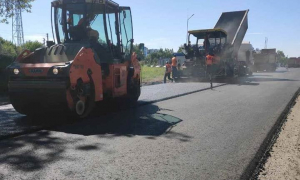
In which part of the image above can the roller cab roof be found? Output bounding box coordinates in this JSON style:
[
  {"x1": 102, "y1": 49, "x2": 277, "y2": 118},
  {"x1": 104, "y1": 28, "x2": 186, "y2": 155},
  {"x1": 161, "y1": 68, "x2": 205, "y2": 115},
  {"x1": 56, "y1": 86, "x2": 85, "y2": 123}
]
[{"x1": 52, "y1": 0, "x2": 119, "y2": 7}]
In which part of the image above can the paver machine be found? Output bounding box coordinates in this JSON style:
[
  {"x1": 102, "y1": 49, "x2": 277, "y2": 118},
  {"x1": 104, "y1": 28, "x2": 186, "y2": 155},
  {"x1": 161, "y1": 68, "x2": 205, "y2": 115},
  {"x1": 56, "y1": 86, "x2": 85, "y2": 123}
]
[
  {"x1": 182, "y1": 10, "x2": 249, "y2": 78},
  {"x1": 6, "y1": 0, "x2": 141, "y2": 118}
]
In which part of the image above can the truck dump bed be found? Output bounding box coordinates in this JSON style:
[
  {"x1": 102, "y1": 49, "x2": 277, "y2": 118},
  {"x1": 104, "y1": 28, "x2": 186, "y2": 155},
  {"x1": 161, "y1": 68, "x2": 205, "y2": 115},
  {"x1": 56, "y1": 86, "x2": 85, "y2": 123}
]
[
  {"x1": 214, "y1": 10, "x2": 249, "y2": 57},
  {"x1": 254, "y1": 49, "x2": 277, "y2": 64},
  {"x1": 288, "y1": 57, "x2": 300, "y2": 67}
]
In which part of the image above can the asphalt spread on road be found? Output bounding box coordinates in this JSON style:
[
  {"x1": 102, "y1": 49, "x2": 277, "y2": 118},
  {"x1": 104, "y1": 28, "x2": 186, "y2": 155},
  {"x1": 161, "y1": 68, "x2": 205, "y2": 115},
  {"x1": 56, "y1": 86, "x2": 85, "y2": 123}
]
[{"x1": 0, "y1": 68, "x2": 299, "y2": 180}]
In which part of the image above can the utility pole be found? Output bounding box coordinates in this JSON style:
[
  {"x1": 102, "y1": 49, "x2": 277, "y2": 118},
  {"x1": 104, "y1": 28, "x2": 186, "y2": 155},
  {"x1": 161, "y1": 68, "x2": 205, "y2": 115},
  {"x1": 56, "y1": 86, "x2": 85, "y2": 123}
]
[
  {"x1": 12, "y1": 1, "x2": 25, "y2": 46},
  {"x1": 186, "y1": 14, "x2": 194, "y2": 44},
  {"x1": 265, "y1": 37, "x2": 268, "y2": 49},
  {"x1": 46, "y1": 33, "x2": 49, "y2": 41}
]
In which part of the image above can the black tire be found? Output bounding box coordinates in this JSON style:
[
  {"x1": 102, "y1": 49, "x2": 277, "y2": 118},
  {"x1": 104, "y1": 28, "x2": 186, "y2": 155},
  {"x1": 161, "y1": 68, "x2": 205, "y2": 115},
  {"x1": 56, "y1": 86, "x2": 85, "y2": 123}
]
[
  {"x1": 9, "y1": 94, "x2": 28, "y2": 115},
  {"x1": 10, "y1": 95, "x2": 46, "y2": 116},
  {"x1": 127, "y1": 79, "x2": 141, "y2": 103}
]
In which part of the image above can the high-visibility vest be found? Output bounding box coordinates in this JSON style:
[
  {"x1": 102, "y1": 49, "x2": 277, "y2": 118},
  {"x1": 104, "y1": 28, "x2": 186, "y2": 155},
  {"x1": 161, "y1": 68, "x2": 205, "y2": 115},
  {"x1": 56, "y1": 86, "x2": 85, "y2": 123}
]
[
  {"x1": 172, "y1": 57, "x2": 177, "y2": 67},
  {"x1": 206, "y1": 55, "x2": 214, "y2": 65}
]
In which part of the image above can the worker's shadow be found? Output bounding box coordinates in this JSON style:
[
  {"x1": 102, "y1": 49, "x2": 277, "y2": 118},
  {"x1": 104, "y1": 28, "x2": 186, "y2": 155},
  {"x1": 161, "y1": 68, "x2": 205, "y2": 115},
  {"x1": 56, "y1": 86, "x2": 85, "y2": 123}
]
[{"x1": 51, "y1": 101, "x2": 188, "y2": 141}]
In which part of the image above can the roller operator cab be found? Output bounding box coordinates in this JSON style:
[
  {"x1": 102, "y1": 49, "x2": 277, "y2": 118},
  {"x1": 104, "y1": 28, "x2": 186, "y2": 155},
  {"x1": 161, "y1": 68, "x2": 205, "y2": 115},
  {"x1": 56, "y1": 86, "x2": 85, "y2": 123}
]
[{"x1": 7, "y1": 0, "x2": 141, "y2": 118}]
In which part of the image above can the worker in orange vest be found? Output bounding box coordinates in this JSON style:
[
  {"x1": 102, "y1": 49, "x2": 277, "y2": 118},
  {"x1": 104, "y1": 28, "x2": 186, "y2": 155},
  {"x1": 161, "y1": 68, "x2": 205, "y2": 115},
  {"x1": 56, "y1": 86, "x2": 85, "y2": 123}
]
[
  {"x1": 206, "y1": 52, "x2": 214, "y2": 75},
  {"x1": 164, "y1": 61, "x2": 173, "y2": 83},
  {"x1": 171, "y1": 56, "x2": 178, "y2": 81}
]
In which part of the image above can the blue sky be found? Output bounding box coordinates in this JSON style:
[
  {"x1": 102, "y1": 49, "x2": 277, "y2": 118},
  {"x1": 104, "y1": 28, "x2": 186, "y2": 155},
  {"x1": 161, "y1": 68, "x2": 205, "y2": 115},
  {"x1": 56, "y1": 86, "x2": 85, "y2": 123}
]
[{"x1": 0, "y1": 0, "x2": 299, "y2": 57}]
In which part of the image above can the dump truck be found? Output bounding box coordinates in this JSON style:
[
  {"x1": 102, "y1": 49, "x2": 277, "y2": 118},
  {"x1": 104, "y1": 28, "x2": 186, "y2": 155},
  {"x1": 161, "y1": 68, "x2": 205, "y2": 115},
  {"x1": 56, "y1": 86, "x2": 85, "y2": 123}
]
[
  {"x1": 237, "y1": 42, "x2": 254, "y2": 75},
  {"x1": 182, "y1": 10, "x2": 249, "y2": 77},
  {"x1": 6, "y1": 0, "x2": 141, "y2": 118},
  {"x1": 287, "y1": 57, "x2": 300, "y2": 68},
  {"x1": 253, "y1": 49, "x2": 277, "y2": 71}
]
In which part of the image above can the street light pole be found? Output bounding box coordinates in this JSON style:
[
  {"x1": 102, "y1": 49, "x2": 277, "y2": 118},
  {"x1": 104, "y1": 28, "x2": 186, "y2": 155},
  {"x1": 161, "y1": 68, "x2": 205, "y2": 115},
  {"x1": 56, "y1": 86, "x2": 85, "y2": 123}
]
[{"x1": 186, "y1": 14, "x2": 194, "y2": 44}]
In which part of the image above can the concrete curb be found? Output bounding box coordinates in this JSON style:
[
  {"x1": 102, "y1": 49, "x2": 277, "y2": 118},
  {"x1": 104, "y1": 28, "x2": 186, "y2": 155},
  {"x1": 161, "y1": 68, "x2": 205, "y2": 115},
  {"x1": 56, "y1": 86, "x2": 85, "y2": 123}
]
[{"x1": 241, "y1": 87, "x2": 300, "y2": 180}]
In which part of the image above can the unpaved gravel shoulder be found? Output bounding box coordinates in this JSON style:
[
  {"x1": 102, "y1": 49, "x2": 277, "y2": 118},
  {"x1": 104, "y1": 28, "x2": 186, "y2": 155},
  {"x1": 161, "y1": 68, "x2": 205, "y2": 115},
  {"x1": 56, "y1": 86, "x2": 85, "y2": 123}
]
[{"x1": 258, "y1": 96, "x2": 300, "y2": 180}]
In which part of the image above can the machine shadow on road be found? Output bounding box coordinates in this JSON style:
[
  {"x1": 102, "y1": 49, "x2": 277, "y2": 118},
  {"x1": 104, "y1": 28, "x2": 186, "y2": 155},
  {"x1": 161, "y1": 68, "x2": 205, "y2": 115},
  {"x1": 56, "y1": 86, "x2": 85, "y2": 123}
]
[
  {"x1": 0, "y1": 105, "x2": 76, "y2": 140},
  {"x1": 0, "y1": 103, "x2": 189, "y2": 173},
  {"x1": 0, "y1": 130, "x2": 79, "y2": 172},
  {"x1": 52, "y1": 102, "x2": 189, "y2": 141},
  {"x1": 0, "y1": 99, "x2": 189, "y2": 142}
]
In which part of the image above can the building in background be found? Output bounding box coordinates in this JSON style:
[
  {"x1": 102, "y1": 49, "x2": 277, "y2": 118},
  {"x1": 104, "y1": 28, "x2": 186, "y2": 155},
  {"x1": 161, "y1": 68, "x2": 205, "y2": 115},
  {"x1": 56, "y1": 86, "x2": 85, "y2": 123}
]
[
  {"x1": 148, "y1": 49, "x2": 159, "y2": 55},
  {"x1": 144, "y1": 47, "x2": 148, "y2": 57},
  {"x1": 288, "y1": 57, "x2": 300, "y2": 68}
]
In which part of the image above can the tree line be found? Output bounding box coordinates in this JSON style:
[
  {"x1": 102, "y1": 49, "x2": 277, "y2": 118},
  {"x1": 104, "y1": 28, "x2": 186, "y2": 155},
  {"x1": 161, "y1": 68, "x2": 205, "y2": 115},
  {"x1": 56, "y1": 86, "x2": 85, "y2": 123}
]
[
  {"x1": 0, "y1": 37, "x2": 44, "y2": 70},
  {"x1": 133, "y1": 44, "x2": 174, "y2": 66}
]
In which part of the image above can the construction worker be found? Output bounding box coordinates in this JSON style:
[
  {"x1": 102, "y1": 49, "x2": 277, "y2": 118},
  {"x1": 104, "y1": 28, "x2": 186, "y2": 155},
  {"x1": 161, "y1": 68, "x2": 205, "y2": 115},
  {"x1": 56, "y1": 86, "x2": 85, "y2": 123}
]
[
  {"x1": 171, "y1": 56, "x2": 178, "y2": 81},
  {"x1": 77, "y1": 14, "x2": 99, "y2": 41},
  {"x1": 203, "y1": 35, "x2": 210, "y2": 52},
  {"x1": 164, "y1": 61, "x2": 173, "y2": 83},
  {"x1": 187, "y1": 41, "x2": 194, "y2": 58},
  {"x1": 177, "y1": 63, "x2": 182, "y2": 79},
  {"x1": 206, "y1": 52, "x2": 214, "y2": 75}
]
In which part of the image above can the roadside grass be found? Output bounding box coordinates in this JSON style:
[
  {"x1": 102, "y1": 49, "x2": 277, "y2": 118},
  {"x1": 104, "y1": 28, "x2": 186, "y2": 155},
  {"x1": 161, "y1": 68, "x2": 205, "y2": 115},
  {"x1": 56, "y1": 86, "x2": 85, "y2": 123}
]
[{"x1": 141, "y1": 66, "x2": 165, "y2": 83}]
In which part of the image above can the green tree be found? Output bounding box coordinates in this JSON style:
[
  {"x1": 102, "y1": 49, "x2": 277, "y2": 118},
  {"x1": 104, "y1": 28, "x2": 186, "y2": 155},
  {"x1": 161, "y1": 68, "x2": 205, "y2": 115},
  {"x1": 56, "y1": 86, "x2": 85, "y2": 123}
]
[
  {"x1": 152, "y1": 58, "x2": 158, "y2": 65},
  {"x1": 0, "y1": 37, "x2": 17, "y2": 71},
  {"x1": 0, "y1": 0, "x2": 35, "y2": 24},
  {"x1": 0, "y1": 37, "x2": 17, "y2": 56},
  {"x1": 21, "y1": 40, "x2": 43, "y2": 52},
  {"x1": 145, "y1": 48, "x2": 174, "y2": 65},
  {"x1": 177, "y1": 45, "x2": 184, "y2": 53},
  {"x1": 277, "y1": 50, "x2": 288, "y2": 65}
]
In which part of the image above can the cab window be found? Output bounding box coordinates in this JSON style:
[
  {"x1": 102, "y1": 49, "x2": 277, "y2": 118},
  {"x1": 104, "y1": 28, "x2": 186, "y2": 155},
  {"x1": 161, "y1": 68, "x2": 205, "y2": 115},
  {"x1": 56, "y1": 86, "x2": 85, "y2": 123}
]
[
  {"x1": 106, "y1": 6, "x2": 119, "y2": 57},
  {"x1": 119, "y1": 8, "x2": 133, "y2": 61}
]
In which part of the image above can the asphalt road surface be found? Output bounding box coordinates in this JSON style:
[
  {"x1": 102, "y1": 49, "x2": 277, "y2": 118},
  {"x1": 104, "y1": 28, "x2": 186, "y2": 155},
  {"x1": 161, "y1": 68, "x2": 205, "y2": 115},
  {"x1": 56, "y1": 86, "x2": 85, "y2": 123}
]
[
  {"x1": 0, "y1": 82, "x2": 224, "y2": 138},
  {"x1": 0, "y1": 67, "x2": 299, "y2": 180}
]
